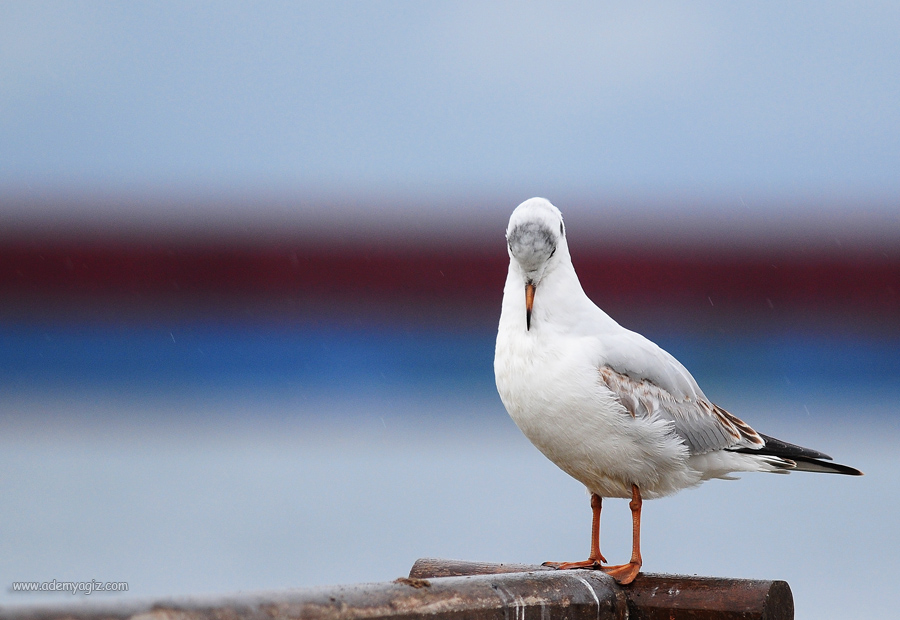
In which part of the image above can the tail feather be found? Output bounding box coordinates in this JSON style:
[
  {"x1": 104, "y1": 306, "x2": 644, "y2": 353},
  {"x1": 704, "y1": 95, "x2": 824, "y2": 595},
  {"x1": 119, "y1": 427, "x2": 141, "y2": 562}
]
[
  {"x1": 729, "y1": 433, "x2": 863, "y2": 476},
  {"x1": 791, "y1": 456, "x2": 864, "y2": 476}
]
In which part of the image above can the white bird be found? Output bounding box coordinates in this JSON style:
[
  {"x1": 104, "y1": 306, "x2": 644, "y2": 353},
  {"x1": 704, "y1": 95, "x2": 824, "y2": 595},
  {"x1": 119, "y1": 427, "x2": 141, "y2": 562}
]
[{"x1": 494, "y1": 197, "x2": 862, "y2": 584}]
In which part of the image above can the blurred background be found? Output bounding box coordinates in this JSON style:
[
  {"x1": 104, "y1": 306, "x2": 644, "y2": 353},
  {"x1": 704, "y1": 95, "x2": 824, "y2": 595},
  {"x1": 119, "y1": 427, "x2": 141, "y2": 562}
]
[{"x1": 1, "y1": 3, "x2": 898, "y2": 619}]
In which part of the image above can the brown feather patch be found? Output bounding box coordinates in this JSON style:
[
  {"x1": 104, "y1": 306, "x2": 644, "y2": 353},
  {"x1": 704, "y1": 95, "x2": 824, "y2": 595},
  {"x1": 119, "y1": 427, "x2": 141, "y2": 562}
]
[{"x1": 598, "y1": 364, "x2": 764, "y2": 454}]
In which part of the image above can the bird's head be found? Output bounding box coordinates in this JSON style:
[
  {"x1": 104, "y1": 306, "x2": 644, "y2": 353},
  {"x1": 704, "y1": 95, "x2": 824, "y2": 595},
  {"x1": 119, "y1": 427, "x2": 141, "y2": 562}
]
[{"x1": 505, "y1": 197, "x2": 566, "y2": 330}]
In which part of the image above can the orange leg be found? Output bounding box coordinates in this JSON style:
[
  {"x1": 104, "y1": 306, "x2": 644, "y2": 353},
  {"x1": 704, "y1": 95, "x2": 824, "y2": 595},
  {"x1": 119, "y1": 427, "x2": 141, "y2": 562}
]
[
  {"x1": 543, "y1": 493, "x2": 607, "y2": 569},
  {"x1": 600, "y1": 484, "x2": 643, "y2": 585}
]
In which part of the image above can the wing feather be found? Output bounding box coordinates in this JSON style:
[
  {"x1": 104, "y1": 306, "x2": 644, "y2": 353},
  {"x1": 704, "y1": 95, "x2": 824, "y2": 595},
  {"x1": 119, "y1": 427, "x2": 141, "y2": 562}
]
[{"x1": 598, "y1": 365, "x2": 763, "y2": 454}]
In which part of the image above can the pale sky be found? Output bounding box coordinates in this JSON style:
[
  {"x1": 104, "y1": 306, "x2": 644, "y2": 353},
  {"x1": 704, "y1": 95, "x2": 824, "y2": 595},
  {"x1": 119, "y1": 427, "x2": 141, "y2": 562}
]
[{"x1": 1, "y1": 2, "x2": 899, "y2": 224}]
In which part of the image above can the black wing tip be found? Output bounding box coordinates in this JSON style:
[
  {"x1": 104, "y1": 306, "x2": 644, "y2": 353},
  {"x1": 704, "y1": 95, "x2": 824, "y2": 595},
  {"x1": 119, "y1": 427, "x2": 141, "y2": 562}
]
[
  {"x1": 730, "y1": 433, "x2": 862, "y2": 476},
  {"x1": 756, "y1": 433, "x2": 833, "y2": 461},
  {"x1": 794, "y1": 457, "x2": 864, "y2": 476}
]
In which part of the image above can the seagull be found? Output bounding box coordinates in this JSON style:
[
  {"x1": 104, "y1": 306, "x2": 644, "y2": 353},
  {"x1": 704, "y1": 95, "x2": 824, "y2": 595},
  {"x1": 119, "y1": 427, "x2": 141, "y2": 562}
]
[{"x1": 494, "y1": 197, "x2": 863, "y2": 585}]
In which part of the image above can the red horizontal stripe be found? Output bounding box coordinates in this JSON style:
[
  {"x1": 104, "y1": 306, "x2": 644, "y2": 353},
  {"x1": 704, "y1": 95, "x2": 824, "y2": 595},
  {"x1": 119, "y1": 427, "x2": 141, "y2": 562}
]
[{"x1": 1, "y1": 242, "x2": 898, "y2": 324}]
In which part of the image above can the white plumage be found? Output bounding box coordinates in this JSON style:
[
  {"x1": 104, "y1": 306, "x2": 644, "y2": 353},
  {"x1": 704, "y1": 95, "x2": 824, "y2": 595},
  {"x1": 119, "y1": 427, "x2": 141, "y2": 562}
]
[{"x1": 493, "y1": 197, "x2": 861, "y2": 582}]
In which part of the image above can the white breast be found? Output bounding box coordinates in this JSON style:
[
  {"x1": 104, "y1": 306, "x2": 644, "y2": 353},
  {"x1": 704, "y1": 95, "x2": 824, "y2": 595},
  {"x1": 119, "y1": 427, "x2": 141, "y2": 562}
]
[{"x1": 494, "y1": 277, "x2": 700, "y2": 499}]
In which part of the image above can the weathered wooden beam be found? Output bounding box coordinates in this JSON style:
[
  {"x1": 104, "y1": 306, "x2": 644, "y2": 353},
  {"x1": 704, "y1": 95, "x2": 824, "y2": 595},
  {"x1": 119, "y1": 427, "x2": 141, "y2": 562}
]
[
  {"x1": 0, "y1": 570, "x2": 624, "y2": 620},
  {"x1": 409, "y1": 558, "x2": 793, "y2": 620}
]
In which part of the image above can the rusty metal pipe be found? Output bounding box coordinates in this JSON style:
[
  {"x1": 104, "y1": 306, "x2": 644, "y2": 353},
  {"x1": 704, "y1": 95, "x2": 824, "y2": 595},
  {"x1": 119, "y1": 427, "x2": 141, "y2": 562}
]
[
  {"x1": 0, "y1": 559, "x2": 793, "y2": 620},
  {"x1": 409, "y1": 558, "x2": 794, "y2": 620}
]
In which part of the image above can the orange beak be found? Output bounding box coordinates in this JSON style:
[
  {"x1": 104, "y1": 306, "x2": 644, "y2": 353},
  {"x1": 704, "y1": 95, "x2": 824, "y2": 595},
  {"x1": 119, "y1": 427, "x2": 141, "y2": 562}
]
[{"x1": 525, "y1": 283, "x2": 535, "y2": 330}]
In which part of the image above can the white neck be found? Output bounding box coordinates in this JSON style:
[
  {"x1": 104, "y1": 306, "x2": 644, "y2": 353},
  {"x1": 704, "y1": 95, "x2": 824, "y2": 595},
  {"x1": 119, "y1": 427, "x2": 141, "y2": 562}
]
[{"x1": 499, "y1": 239, "x2": 619, "y2": 336}]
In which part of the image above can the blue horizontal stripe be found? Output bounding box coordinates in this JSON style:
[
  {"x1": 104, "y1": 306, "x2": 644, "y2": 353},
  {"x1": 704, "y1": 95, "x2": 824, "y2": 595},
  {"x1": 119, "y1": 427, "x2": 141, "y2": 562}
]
[{"x1": 1, "y1": 323, "x2": 897, "y2": 398}]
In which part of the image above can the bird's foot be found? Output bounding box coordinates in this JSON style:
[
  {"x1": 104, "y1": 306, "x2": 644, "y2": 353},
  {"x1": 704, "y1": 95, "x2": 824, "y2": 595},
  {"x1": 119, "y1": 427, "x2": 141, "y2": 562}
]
[
  {"x1": 542, "y1": 553, "x2": 606, "y2": 570},
  {"x1": 542, "y1": 559, "x2": 600, "y2": 570},
  {"x1": 600, "y1": 562, "x2": 641, "y2": 585}
]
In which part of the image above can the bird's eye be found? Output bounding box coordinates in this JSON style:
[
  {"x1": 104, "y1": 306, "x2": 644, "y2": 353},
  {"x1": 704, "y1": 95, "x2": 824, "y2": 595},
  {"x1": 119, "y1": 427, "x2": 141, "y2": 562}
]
[
  {"x1": 559, "y1": 221, "x2": 565, "y2": 236},
  {"x1": 550, "y1": 247, "x2": 556, "y2": 258}
]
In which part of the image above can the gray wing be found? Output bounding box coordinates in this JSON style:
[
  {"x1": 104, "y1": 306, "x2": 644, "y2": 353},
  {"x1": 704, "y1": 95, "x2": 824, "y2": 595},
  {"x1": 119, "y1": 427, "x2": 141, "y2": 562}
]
[
  {"x1": 598, "y1": 365, "x2": 764, "y2": 454},
  {"x1": 600, "y1": 329, "x2": 708, "y2": 402}
]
